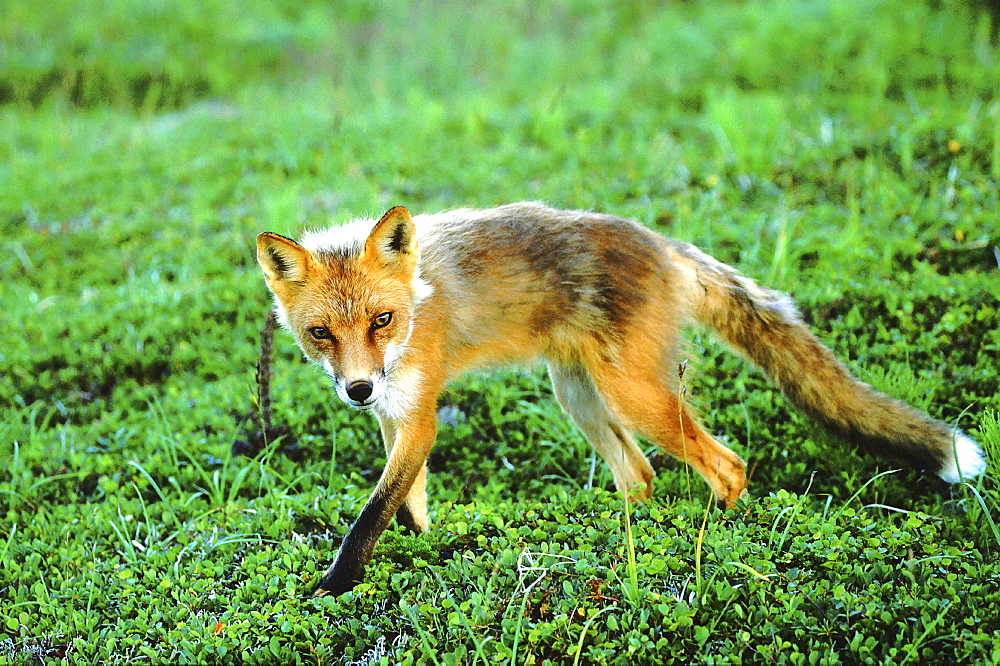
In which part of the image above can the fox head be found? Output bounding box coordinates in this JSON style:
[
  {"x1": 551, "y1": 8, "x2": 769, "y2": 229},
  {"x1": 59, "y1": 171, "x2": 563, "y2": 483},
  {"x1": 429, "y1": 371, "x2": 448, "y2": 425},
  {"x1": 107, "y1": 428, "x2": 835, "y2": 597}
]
[{"x1": 256, "y1": 206, "x2": 431, "y2": 411}]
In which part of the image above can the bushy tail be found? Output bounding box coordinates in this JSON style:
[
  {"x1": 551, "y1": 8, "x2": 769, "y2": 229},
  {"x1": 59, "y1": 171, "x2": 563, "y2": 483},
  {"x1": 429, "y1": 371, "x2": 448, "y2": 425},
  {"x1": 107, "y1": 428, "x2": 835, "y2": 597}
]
[{"x1": 680, "y1": 244, "x2": 986, "y2": 482}]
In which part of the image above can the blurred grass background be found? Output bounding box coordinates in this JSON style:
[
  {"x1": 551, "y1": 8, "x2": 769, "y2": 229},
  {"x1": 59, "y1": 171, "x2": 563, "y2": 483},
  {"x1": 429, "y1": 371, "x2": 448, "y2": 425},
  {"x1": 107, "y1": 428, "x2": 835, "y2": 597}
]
[{"x1": 3, "y1": 0, "x2": 999, "y2": 110}]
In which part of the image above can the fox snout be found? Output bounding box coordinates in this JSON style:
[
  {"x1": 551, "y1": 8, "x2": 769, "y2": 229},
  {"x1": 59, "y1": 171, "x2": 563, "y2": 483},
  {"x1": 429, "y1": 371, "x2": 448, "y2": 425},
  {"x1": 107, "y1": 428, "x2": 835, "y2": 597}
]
[
  {"x1": 321, "y1": 358, "x2": 385, "y2": 409},
  {"x1": 345, "y1": 380, "x2": 374, "y2": 403},
  {"x1": 334, "y1": 374, "x2": 384, "y2": 410}
]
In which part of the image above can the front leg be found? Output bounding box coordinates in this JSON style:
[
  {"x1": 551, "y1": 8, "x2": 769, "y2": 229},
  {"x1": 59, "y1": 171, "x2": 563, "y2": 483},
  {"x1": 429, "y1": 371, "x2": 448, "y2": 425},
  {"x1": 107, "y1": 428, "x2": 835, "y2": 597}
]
[
  {"x1": 378, "y1": 416, "x2": 430, "y2": 534},
  {"x1": 313, "y1": 412, "x2": 437, "y2": 596}
]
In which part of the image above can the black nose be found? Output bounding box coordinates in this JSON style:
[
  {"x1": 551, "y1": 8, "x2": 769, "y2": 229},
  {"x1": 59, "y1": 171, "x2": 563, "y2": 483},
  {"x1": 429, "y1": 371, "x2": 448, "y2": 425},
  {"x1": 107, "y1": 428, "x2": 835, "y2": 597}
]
[{"x1": 346, "y1": 380, "x2": 373, "y2": 403}]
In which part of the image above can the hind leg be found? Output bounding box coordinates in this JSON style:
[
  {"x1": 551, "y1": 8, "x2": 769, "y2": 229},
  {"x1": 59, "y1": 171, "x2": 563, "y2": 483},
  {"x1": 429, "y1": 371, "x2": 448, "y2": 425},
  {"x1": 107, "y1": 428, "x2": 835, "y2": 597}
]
[
  {"x1": 548, "y1": 363, "x2": 655, "y2": 499},
  {"x1": 587, "y1": 357, "x2": 747, "y2": 507}
]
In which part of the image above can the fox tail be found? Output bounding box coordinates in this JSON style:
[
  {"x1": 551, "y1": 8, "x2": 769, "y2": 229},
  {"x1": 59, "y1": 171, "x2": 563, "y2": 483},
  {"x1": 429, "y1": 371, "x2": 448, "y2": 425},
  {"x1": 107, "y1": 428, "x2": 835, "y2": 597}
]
[{"x1": 681, "y1": 244, "x2": 987, "y2": 482}]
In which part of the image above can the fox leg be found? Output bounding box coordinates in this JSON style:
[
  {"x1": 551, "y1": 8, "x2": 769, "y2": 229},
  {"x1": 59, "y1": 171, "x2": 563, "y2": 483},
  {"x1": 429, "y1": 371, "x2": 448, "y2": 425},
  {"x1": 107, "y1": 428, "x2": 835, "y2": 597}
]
[
  {"x1": 548, "y1": 363, "x2": 655, "y2": 500},
  {"x1": 314, "y1": 409, "x2": 437, "y2": 596},
  {"x1": 378, "y1": 417, "x2": 429, "y2": 533},
  {"x1": 395, "y1": 464, "x2": 429, "y2": 533},
  {"x1": 588, "y1": 358, "x2": 747, "y2": 508}
]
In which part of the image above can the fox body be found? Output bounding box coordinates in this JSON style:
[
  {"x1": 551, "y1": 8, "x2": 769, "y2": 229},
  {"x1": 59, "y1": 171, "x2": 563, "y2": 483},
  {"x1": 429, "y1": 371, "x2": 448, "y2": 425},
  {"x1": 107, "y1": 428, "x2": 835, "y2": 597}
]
[{"x1": 256, "y1": 202, "x2": 986, "y2": 595}]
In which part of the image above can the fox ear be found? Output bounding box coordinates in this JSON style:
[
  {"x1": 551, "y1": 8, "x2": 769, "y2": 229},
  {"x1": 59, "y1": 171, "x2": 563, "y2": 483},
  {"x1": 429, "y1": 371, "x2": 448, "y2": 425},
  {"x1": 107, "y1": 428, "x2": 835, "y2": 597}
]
[
  {"x1": 257, "y1": 232, "x2": 313, "y2": 289},
  {"x1": 363, "y1": 206, "x2": 418, "y2": 268}
]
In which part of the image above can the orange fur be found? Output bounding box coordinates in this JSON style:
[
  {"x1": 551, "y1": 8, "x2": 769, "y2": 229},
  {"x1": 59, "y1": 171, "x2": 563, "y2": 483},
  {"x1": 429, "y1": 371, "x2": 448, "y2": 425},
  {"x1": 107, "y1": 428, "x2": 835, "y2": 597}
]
[{"x1": 256, "y1": 202, "x2": 985, "y2": 595}]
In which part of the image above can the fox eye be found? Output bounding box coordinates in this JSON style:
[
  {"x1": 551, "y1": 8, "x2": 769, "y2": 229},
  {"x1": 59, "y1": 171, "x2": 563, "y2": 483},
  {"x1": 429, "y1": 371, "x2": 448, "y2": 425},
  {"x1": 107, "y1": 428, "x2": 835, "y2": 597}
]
[
  {"x1": 372, "y1": 312, "x2": 392, "y2": 329},
  {"x1": 309, "y1": 326, "x2": 333, "y2": 340}
]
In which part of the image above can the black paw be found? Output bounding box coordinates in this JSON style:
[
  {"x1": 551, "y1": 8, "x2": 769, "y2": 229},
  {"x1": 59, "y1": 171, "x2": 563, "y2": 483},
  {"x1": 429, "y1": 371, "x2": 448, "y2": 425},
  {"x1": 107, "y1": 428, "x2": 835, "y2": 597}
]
[{"x1": 312, "y1": 566, "x2": 364, "y2": 597}]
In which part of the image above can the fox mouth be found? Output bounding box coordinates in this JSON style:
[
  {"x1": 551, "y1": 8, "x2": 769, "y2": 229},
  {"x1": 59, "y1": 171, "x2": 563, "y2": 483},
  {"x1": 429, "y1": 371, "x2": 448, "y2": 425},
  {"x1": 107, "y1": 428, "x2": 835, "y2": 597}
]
[{"x1": 333, "y1": 389, "x2": 376, "y2": 411}]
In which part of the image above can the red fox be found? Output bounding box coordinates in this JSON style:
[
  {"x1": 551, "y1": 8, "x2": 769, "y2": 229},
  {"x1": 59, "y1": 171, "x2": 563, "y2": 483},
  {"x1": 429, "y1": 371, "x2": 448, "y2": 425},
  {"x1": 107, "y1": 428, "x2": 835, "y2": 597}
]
[{"x1": 256, "y1": 202, "x2": 986, "y2": 595}]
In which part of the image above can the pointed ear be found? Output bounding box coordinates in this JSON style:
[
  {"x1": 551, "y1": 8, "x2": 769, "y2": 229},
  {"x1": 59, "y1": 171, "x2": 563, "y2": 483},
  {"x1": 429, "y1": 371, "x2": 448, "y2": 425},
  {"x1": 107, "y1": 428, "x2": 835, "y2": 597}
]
[
  {"x1": 363, "y1": 206, "x2": 418, "y2": 268},
  {"x1": 256, "y1": 232, "x2": 313, "y2": 290}
]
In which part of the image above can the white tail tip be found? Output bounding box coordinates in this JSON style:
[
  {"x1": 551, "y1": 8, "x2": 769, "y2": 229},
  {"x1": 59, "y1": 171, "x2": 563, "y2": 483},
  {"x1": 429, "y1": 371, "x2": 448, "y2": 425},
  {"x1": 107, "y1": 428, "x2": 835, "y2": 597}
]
[{"x1": 937, "y1": 433, "x2": 988, "y2": 483}]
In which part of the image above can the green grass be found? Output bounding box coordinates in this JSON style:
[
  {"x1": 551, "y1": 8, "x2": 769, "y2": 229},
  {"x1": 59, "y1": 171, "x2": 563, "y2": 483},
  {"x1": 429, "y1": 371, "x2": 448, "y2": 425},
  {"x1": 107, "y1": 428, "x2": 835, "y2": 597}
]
[{"x1": 2, "y1": 0, "x2": 1000, "y2": 662}]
